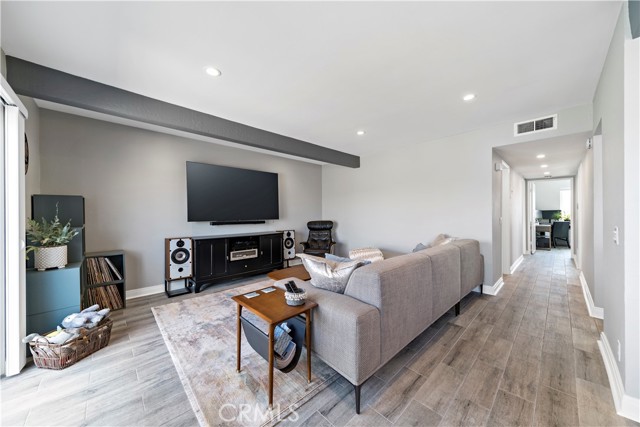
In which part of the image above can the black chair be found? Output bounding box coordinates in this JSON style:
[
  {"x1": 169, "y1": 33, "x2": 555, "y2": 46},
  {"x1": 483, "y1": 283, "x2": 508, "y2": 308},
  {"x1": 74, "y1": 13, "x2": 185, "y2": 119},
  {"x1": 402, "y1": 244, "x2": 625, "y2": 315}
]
[
  {"x1": 552, "y1": 221, "x2": 571, "y2": 248},
  {"x1": 300, "y1": 221, "x2": 336, "y2": 257}
]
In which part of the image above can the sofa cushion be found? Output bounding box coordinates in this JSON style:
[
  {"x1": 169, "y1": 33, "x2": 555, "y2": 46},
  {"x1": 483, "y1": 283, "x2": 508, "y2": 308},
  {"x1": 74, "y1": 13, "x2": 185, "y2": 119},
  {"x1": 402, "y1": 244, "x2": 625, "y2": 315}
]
[
  {"x1": 297, "y1": 253, "x2": 362, "y2": 294},
  {"x1": 344, "y1": 251, "x2": 433, "y2": 365},
  {"x1": 420, "y1": 244, "x2": 461, "y2": 319}
]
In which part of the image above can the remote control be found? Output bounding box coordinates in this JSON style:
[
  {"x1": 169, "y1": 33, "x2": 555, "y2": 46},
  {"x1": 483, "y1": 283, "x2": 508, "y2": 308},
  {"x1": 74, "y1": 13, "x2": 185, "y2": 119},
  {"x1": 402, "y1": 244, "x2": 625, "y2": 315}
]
[
  {"x1": 288, "y1": 280, "x2": 302, "y2": 293},
  {"x1": 284, "y1": 282, "x2": 294, "y2": 293}
]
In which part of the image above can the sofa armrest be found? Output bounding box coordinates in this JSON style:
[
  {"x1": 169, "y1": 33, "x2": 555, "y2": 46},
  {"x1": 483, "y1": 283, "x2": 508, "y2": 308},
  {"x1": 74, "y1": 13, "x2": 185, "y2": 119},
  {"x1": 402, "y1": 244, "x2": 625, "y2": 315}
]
[{"x1": 275, "y1": 278, "x2": 381, "y2": 386}]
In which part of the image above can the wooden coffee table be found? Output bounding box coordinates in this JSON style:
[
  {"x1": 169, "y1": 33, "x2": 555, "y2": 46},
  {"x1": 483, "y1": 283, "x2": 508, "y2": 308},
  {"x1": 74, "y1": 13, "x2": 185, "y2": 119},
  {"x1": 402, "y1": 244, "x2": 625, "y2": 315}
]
[
  {"x1": 267, "y1": 264, "x2": 311, "y2": 281},
  {"x1": 232, "y1": 286, "x2": 317, "y2": 409}
]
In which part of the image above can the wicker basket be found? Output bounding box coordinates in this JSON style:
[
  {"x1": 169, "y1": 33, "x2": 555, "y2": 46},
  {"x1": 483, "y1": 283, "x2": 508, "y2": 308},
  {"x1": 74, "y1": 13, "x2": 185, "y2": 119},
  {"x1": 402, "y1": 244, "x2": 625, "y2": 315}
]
[{"x1": 28, "y1": 318, "x2": 113, "y2": 370}]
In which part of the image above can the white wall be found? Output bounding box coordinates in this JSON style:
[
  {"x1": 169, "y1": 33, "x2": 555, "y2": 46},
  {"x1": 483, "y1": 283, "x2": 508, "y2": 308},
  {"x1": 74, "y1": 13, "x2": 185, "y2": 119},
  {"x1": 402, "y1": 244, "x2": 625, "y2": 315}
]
[
  {"x1": 575, "y1": 145, "x2": 595, "y2": 292},
  {"x1": 510, "y1": 169, "x2": 525, "y2": 266},
  {"x1": 591, "y1": 3, "x2": 639, "y2": 402},
  {"x1": 492, "y1": 151, "x2": 506, "y2": 283},
  {"x1": 322, "y1": 103, "x2": 592, "y2": 289},
  {"x1": 38, "y1": 110, "x2": 323, "y2": 291},
  {"x1": 534, "y1": 178, "x2": 571, "y2": 211},
  {"x1": 622, "y1": 30, "x2": 640, "y2": 400}
]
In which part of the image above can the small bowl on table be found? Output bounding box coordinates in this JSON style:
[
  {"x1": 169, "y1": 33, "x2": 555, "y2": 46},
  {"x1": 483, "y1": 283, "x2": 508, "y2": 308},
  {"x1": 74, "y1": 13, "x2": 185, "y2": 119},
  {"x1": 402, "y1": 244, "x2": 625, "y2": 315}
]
[{"x1": 284, "y1": 289, "x2": 307, "y2": 306}]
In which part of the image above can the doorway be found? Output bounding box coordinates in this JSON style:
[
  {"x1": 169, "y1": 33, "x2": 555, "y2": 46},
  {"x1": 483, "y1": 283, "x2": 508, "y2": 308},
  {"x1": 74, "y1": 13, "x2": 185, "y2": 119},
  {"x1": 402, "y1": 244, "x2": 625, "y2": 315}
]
[{"x1": 526, "y1": 177, "x2": 574, "y2": 254}]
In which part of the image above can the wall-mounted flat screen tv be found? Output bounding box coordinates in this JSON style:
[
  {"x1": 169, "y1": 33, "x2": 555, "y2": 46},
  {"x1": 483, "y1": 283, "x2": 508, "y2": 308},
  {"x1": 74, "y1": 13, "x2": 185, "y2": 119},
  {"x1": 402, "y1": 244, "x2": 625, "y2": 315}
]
[{"x1": 186, "y1": 161, "x2": 279, "y2": 223}]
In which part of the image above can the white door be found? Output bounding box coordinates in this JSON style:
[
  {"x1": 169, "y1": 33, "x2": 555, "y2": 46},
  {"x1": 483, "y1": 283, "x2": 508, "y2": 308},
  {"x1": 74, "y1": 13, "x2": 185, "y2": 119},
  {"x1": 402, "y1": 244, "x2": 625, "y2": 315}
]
[
  {"x1": 1, "y1": 77, "x2": 28, "y2": 376},
  {"x1": 529, "y1": 181, "x2": 537, "y2": 254}
]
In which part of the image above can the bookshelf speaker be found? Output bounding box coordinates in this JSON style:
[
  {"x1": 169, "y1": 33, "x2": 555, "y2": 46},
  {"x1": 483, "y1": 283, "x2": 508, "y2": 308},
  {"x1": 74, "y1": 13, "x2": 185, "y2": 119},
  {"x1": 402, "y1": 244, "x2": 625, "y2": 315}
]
[
  {"x1": 165, "y1": 238, "x2": 193, "y2": 280},
  {"x1": 282, "y1": 230, "x2": 295, "y2": 260}
]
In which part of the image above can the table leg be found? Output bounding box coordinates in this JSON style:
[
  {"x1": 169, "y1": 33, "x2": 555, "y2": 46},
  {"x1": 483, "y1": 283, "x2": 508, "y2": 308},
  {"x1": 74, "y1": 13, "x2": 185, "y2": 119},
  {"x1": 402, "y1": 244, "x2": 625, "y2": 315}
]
[
  {"x1": 268, "y1": 323, "x2": 275, "y2": 410},
  {"x1": 236, "y1": 305, "x2": 242, "y2": 373},
  {"x1": 306, "y1": 309, "x2": 312, "y2": 384}
]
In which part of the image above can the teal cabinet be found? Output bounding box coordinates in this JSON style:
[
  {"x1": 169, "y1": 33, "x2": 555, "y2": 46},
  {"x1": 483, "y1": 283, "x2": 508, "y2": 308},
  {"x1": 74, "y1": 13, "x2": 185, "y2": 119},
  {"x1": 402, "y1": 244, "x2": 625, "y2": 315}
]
[{"x1": 26, "y1": 262, "x2": 81, "y2": 334}]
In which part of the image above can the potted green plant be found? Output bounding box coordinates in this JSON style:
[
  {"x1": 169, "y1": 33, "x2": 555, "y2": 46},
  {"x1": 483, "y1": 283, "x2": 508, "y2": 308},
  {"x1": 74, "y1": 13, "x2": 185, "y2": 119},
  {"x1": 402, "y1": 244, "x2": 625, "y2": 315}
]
[{"x1": 26, "y1": 208, "x2": 79, "y2": 271}]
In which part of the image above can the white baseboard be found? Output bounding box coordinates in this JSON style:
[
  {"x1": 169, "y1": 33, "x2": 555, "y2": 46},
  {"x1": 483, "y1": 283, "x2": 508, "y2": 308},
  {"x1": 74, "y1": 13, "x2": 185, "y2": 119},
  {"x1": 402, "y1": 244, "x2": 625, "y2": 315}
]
[
  {"x1": 483, "y1": 276, "x2": 504, "y2": 296},
  {"x1": 510, "y1": 255, "x2": 524, "y2": 274},
  {"x1": 598, "y1": 332, "x2": 640, "y2": 423},
  {"x1": 579, "y1": 271, "x2": 604, "y2": 319},
  {"x1": 126, "y1": 284, "x2": 164, "y2": 300}
]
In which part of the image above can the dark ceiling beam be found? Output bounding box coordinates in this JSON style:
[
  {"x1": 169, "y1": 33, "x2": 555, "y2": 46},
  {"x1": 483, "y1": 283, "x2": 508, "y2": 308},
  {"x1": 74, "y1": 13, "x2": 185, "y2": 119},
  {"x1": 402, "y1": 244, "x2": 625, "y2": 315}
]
[{"x1": 6, "y1": 56, "x2": 360, "y2": 168}]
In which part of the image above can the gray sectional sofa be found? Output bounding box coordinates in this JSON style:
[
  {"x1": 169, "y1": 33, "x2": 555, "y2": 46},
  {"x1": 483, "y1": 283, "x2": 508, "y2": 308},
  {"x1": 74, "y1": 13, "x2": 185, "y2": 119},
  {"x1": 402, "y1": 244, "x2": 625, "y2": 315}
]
[{"x1": 283, "y1": 239, "x2": 484, "y2": 413}]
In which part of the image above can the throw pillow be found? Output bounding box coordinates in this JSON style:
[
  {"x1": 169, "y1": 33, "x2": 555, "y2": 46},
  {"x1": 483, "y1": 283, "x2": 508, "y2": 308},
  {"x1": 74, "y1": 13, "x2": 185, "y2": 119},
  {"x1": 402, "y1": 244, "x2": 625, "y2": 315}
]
[
  {"x1": 325, "y1": 253, "x2": 353, "y2": 263},
  {"x1": 326, "y1": 253, "x2": 372, "y2": 265},
  {"x1": 412, "y1": 243, "x2": 429, "y2": 252},
  {"x1": 297, "y1": 253, "x2": 362, "y2": 294},
  {"x1": 430, "y1": 233, "x2": 458, "y2": 247},
  {"x1": 348, "y1": 247, "x2": 383, "y2": 263}
]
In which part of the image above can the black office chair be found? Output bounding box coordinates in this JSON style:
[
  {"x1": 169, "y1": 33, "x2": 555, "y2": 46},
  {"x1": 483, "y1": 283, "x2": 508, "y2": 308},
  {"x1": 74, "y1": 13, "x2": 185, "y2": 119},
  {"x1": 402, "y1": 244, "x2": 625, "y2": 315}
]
[{"x1": 552, "y1": 221, "x2": 571, "y2": 248}]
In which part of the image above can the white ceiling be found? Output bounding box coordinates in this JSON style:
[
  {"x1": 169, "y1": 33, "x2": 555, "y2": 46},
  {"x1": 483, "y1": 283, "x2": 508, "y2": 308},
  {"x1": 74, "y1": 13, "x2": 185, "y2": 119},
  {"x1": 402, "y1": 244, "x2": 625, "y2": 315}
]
[
  {"x1": 494, "y1": 132, "x2": 590, "y2": 179},
  {"x1": 1, "y1": 1, "x2": 621, "y2": 157}
]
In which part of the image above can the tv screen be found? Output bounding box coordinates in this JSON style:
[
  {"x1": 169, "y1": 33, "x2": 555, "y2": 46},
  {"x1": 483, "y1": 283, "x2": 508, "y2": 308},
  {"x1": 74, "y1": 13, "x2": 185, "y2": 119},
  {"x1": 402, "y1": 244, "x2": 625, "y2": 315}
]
[{"x1": 186, "y1": 162, "x2": 279, "y2": 222}]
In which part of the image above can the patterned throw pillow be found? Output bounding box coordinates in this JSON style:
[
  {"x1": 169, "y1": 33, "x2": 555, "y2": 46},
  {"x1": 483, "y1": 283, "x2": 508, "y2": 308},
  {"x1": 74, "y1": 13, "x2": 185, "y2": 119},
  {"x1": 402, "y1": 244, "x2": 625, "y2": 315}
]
[
  {"x1": 297, "y1": 253, "x2": 362, "y2": 294},
  {"x1": 431, "y1": 233, "x2": 457, "y2": 247}
]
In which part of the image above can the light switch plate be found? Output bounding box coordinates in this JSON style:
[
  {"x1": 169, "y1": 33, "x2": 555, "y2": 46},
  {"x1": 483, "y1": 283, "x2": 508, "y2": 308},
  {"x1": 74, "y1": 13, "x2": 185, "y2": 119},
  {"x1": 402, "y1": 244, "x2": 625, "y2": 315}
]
[{"x1": 613, "y1": 226, "x2": 619, "y2": 245}]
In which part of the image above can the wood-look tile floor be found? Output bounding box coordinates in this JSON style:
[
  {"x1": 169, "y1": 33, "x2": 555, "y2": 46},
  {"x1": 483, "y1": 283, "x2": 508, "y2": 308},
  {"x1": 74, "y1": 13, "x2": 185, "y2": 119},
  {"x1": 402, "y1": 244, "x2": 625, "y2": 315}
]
[{"x1": 1, "y1": 249, "x2": 635, "y2": 426}]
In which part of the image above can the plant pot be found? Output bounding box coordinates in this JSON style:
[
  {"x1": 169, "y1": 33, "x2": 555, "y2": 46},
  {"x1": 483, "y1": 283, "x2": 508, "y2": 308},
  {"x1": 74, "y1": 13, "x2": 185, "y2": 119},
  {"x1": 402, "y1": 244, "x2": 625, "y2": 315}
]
[{"x1": 34, "y1": 246, "x2": 68, "y2": 271}]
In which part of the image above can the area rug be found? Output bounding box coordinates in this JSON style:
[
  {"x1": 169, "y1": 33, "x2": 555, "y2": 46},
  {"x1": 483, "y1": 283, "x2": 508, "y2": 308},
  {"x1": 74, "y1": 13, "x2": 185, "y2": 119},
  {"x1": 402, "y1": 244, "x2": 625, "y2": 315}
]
[{"x1": 152, "y1": 279, "x2": 339, "y2": 427}]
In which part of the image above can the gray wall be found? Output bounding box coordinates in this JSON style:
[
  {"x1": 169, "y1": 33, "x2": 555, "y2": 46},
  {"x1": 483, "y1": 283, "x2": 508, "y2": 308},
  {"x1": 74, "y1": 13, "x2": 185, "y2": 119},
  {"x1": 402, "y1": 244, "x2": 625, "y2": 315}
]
[
  {"x1": 38, "y1": 110, "x2": 322, "y2": 291},
  {"x1": 592, "y1": 6, "x2": 630, "y2": 395},
  {"x1": 20, "y1": 96, "x2": 41, "y2": 218},
  {"x1": 322, "y1": 103, "x2": 592, "y2": 289}
]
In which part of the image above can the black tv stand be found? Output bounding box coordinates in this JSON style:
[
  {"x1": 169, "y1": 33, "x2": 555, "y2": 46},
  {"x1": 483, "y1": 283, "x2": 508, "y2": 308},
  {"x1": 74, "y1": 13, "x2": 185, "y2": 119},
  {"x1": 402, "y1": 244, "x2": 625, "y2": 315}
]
[
  {"x1": 189, "y1": 232, "x2": 283, "y2": 293},
  {"x1": 210, "y1": 220, "x2": 266, "y2": 226}
]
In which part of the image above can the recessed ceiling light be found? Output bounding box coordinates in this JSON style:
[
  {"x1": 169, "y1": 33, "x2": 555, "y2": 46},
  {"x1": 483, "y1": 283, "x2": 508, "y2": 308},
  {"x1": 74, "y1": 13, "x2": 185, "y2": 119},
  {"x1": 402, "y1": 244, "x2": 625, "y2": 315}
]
[
  {"x1": 536, "y1": 154, "x2": 546, "y2": 159},
  {"x1": 544, "y1": 171, "x2": 550, "y2": 175},
  {"x1": 356, "y1": 130, "x2": 366, "y2": 136},
  {"x1": 541, "y1": 164, "x2": 548, "y2": 168},
  {"x1": 204, "y1": 67, "x2": 222, "y2": 77},
  {"x1": 462, "y1": 93, "x2": 476, "y2": 102}
]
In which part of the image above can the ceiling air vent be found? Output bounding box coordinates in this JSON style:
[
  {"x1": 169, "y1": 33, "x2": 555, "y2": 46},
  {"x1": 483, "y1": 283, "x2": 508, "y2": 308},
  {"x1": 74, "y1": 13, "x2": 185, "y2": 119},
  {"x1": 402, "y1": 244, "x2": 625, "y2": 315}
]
[{"x1": 514, "y1": 114, "x2": 557, "y2": 136}]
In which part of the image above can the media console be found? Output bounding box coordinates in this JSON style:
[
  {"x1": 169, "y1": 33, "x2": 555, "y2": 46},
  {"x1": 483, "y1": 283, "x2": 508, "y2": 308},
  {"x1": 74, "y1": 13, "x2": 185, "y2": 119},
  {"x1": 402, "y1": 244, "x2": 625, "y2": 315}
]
[{"x1": 190, "y1": 232, "x2": 284, "y2": 293}]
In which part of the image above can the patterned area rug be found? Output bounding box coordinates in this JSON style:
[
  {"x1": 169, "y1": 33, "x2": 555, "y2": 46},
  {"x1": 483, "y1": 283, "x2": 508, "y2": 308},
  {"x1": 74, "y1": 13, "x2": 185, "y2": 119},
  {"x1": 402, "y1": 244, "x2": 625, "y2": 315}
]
[{"x1": 152, "y1": 279, "x2": 339, "y2": 427}]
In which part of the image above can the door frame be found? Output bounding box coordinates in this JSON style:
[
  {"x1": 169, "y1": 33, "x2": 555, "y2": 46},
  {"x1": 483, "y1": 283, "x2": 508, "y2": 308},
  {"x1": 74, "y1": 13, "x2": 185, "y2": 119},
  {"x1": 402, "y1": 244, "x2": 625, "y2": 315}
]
[
  {"x1": 500, "y1": 161, "x2": 511, "y2": 275},
  {"x1": 1, "y1": 76, "x2": 29, "y2": 376}
]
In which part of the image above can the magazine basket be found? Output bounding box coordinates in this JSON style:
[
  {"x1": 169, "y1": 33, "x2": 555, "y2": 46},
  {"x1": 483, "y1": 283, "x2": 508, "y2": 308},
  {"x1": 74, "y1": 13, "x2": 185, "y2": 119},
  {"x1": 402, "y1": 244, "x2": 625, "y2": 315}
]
[{"x1": 28, "y1": 318, "x2": 113, "y2": 370}]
